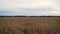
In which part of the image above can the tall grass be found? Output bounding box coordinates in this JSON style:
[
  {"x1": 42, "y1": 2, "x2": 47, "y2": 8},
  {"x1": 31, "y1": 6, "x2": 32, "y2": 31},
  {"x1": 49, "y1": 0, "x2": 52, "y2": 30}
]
[{"x1": 0, "y1": 17, "x2": 60, "y2": 34}]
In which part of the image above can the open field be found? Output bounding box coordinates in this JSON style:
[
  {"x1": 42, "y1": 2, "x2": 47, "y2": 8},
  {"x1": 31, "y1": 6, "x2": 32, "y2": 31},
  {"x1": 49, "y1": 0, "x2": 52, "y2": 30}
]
[{"x1": 0, "y1": 17, "x2": 60, "y2": 34}]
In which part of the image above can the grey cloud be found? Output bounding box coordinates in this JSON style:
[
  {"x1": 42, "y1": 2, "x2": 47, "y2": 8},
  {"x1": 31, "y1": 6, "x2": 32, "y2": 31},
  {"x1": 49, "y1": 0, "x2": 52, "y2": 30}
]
[{"x1": 0, "y1": 7, "x2": 60, "y2": 16}]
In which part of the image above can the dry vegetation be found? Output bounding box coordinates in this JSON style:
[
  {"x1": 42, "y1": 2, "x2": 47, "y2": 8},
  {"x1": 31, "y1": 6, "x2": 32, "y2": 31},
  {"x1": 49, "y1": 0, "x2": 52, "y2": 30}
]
[{"x1": 0, "y1": 17, "x2": 60, "y2": 34}]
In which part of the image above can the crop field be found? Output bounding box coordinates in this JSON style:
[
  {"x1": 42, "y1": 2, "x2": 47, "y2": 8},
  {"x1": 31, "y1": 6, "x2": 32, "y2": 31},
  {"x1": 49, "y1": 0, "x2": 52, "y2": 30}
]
[{"x1": 0, "y1": 16, "x2": 60, "y2": 34}]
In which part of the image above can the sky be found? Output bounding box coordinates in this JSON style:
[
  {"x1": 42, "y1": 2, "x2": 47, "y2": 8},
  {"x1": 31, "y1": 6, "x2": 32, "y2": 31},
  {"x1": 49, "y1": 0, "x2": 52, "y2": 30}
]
[{"x1": 0, "y1": 0, "x2": 60, "y2": 16}]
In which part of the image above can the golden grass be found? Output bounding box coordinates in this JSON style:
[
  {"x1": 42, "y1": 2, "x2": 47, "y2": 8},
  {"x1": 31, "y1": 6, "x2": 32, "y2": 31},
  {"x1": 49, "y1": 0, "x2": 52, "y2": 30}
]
[{"x1": 0, "y1": 17, "x2": 60, "y2": 34}]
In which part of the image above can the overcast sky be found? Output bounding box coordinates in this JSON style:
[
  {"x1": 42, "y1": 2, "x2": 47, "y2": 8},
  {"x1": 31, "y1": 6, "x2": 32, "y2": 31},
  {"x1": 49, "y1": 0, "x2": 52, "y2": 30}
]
[{"x1": 0, "y1": 0, "x2": 60, "y2": 16}]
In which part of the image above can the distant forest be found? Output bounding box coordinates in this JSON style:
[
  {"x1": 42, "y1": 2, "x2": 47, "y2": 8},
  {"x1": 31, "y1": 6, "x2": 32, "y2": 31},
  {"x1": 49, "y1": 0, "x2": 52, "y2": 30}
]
[{"x1": 0, "y1": 16, "x2": 60, "y2": 17}]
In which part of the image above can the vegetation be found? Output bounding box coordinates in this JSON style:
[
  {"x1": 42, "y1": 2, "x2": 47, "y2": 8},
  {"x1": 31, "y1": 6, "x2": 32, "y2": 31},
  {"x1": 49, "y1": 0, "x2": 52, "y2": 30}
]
[{"x1": 0, "y1": 17, "x2": 60, "y2": 34}]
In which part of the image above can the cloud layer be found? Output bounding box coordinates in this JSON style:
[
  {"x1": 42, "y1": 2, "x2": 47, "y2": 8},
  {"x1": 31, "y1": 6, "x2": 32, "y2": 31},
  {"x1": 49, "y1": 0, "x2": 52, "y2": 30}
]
[{"x1": 0, "y1": 0, "x2": 60, "y2": 16}]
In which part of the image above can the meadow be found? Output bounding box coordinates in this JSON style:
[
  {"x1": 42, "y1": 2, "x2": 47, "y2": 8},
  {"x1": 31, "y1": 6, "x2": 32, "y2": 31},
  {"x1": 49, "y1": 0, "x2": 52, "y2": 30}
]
[{"x1": 0, "y1": 16, "x2": 60, "y2": 34}]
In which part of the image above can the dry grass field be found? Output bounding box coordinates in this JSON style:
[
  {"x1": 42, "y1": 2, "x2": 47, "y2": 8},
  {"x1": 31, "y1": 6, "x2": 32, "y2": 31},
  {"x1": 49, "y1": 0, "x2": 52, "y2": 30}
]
[{"x1": 0, "y1": 16, "x2": 60, "y2": 34}]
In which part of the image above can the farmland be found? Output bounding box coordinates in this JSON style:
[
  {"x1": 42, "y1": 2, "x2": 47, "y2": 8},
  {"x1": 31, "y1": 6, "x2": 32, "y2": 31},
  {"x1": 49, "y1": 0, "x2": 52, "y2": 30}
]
[{"x1": 0, "y1": 16, "x2": 60, "y2": 34}]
